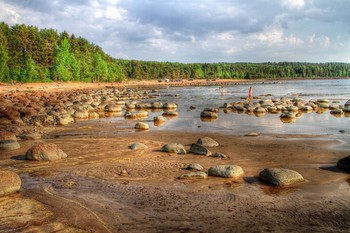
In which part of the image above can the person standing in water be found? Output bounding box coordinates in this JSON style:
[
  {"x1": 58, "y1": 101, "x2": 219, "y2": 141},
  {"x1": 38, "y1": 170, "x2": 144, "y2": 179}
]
[{"x1": 248, "y1": 85, "x2": 253, "y2": 101}]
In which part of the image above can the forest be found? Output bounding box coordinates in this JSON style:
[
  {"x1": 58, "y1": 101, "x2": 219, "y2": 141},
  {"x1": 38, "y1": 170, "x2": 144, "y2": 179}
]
[{"x1": 1, "y1": 22, "x2": 350, "y2": 83}]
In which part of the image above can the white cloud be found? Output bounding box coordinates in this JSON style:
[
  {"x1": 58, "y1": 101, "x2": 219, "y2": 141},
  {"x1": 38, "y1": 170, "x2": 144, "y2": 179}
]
[
  {"x1": 282, "y1": 0, "x2": 305, "y2": 8},
  {"x1": 308, "y1": 33, "x2": 331, "y2": 47}
]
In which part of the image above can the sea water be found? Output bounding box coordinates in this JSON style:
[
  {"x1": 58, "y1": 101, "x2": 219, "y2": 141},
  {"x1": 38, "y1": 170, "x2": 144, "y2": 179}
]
[{"x1": 142, "y1": 79, "x2": 350, "y2": 138}]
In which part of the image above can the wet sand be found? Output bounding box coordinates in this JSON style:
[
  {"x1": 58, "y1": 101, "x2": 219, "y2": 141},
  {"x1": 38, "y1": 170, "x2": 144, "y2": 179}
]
[
  {"x1": 1, "y1": 121, "x2": 350, "y2": 232},
  {"x1": 1, "y1": 81, "x2": 350, "y2": 232}
]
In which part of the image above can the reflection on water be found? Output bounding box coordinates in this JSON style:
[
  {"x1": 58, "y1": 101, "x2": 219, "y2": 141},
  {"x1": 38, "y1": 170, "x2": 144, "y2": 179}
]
[{"x1": 97, "y1": 79, "x2": 350, "y2": 138}]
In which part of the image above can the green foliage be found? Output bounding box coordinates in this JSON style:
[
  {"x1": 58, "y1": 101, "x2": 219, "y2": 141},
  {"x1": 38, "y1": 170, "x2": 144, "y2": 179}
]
[
  {"x1": 93, "y1": 53, "x2": 108, "y2": 82},
  {"x1": 0, "y1": 21, "x2": 350, "y2": 83},
  {"x1": 0, "y1": 23, "x2": 9, "y2": 82}
]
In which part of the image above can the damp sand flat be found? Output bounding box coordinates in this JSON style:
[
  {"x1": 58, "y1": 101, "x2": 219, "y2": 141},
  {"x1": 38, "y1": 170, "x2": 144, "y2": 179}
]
[{"x1": 1, "y1": 125, "x2": 350, "y2": 232}]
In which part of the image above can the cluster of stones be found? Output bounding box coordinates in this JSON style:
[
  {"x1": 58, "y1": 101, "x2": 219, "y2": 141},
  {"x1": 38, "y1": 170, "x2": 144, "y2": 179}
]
[
  {"x1": 0, "y1": 87, "x2": 178, "y2": 127},
  {"x1": 201, "y1": 97, "x2": 350, "y2": 122},
  {"x1": 157, "y1": 136, "x2": 308, "y2": 186}
]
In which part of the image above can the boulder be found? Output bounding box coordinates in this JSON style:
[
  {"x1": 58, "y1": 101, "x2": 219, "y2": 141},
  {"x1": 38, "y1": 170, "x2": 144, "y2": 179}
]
[
  {"x1": 0, "y1": 131, "x2": 20, "y2": 150},
  {"x1": 208, "y1": 165, "x2": 244, "y2": 178},
  {"x1": 280, "y1": 111, "x2": 296, "y2": 119},
  {"x1": 0, "y1": 171, "x2": 21, "y2": 197},
  {"x1": 254, "y1": 107, "x2": 266, "y2": 114},
  {"x1": 200, "y1": 111, "x2": 218, "y2": 119},
  {"x1": 134, "y1": 122, "x2": 149, "y2": 130},
  {"x1": 25, "y1": 143, "x2": 68, "y2": 161},
  {"x1": 189, "y1": 143, "x2": 212, "y2": 156},
  {"x1": 178, "y1": 171, "x2": 208, "y2": 179},
  {"x1": 162, "y1": 111, "x2": 179, "y2": 116},
  {"x1": 58, "y1": 114, "x2": 74, "y2": 125},
  {"x1": 128, "y1": 143, "x2": 148, "y2": 150},
  {"x1": 73, "y1": 109, "x2": 89, "y2": 119},
  {"x1": 160, "y1": 143, "x2": 186, "y2": 154},
  {"x1": 185, "y1": 163, "x2": 204, "y2": 171},
  {"x1": 163, "y1": 102, "x2": 177, "y2": 109},
  {"x1": 259, "y1": 168, "x2": 304, "y2": 186},
  {"x1": 196, "y1": 137, "x2": 219, "y2": 147},
  {"x1": 337, "y1": 156, "x2": 350, "y2": 172},
  {"x1": 104, "y1": 104, "x2": 122, "y2": 112},
  {"x1": 153, "y1": 116, "x2": 166, "y2": 122}
]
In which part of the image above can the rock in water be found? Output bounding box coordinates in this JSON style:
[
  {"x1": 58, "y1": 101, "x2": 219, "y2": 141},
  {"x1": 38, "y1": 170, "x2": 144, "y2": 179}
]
[
  {"x1": 0, "y1": 170, "x2": 21, "y2": 196},
  {"x1": 208, "y1": 165, "x2": 244, "y2": 178},
  {"x1": 189, "y1": 144, "x2": 212, "y2": 156},
  {"x1": 0, "y1": 131, "x2": 20, "y2": 150},
  {"x1": 25, "y1": 143, "x2": 68, "y2": 161},
  {"x1": 161, "y1": 143, "x2": 186, "y2": 154},
  {"x1": 134, "y1": 122, "x2": 149, "y2": 130},
  {"x1": 259, "y1": 168, "x2": 304, "y2": 186},
  {"x1": 196, "y1": 137, "x2": 219, "y2": 147},
  {"x1": 337, "y1": 156, "x2": 350, "y2": 172},
  {"x1": 128, "y1": 143, "x2": 148, "y2": 150}
]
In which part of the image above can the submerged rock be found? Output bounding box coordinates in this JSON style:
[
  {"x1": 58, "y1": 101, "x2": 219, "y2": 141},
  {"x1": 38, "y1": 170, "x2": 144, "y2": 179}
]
[
  {"x1": 25, "y1": 143, "x2": 68, "y2": 161},
  {"x1": 259, "y1": 168, "x2": 304, "y2": 186},
  {"x1": 0, "y1": 171, "x2": 21, "y2": 196},
  {"x1": 208, "y1": 165, "x2": 244, "y2": 178}
]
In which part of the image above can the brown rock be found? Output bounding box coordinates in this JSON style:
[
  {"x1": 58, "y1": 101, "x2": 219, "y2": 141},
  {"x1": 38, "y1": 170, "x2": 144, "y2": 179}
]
[
  {"x1": 25, "y1": 143, "x2": 68, "y2": 161},
  {"x1": 0, "y1": 171, "x2": 21, "y2": 196}
]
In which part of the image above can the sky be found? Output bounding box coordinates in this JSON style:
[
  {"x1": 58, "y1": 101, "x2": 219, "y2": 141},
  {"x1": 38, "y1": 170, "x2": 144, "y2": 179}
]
[{"x1": 0, "y1": 0, "x2": 350, "y2": 63}]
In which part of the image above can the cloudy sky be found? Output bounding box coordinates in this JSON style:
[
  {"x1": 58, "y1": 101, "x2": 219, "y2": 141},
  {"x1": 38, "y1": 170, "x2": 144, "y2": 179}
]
[{"x1": 1, "y1": 0, "x2": 350, "y2": 63}]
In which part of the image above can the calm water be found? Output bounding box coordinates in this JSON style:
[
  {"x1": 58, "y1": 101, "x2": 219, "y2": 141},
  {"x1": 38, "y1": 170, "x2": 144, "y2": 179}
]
[{"x1": 103, "y1": 79, "x2": 350, "y2": 144}]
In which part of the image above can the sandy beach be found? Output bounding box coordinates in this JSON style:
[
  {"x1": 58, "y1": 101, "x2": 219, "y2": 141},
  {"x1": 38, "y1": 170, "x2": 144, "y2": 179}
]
[{"x1": 0, "y1": 81, "x2": 350, "y2": 232}]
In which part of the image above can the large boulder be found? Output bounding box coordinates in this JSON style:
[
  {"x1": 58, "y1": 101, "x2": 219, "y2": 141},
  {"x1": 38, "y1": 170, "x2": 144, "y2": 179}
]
[
  {"x1": 337, "y1": 156, "x2": 350, "y2": 172},
  {"x1": 160, "y1": 143, "x2": 186, "y2": 154},
  {"x1": 0, "y1": 131, "x2": 20, "y2": 150},
  {"x1": 189, "y1": 143, "x2": 212, "y2": 156},
  {"x1": 25, "y1": 143, "x2": 68, "y2": 161},
  {"x1": 208, "y1": 165, "x2": 244, "y2": 178},
  {"x1": 196, "y1": 137, "x2": 219, "y2": 147},
  {"x1": 259, "y1": 168, "x2": 304, "y2": 186},
  {"x1": 0, "y1": 171, "x2": 21, "y2": 196}
]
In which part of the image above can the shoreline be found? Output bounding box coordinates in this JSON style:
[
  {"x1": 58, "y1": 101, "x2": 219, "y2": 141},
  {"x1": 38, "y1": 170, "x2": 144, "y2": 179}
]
[{"x1": 1, "y1": 77, "x2": 349, "y2": 94}]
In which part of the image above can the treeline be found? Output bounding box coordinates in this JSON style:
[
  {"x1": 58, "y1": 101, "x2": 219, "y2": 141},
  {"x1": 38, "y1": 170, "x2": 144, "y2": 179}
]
[{"x1": 1, "y1": 22, "x2": 350, "y2": 83}]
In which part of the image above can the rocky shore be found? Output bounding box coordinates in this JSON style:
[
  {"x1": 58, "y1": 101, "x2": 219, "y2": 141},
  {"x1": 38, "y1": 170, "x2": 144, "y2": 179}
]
[{"x1": 0, "y1": 82, "x2": 350, "y2": 232}]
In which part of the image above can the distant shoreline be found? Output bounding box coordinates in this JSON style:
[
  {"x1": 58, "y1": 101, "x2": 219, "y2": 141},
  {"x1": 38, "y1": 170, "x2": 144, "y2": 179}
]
[{"x1": 0, "y1": 77, "x2": 349, "y2": 94}]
